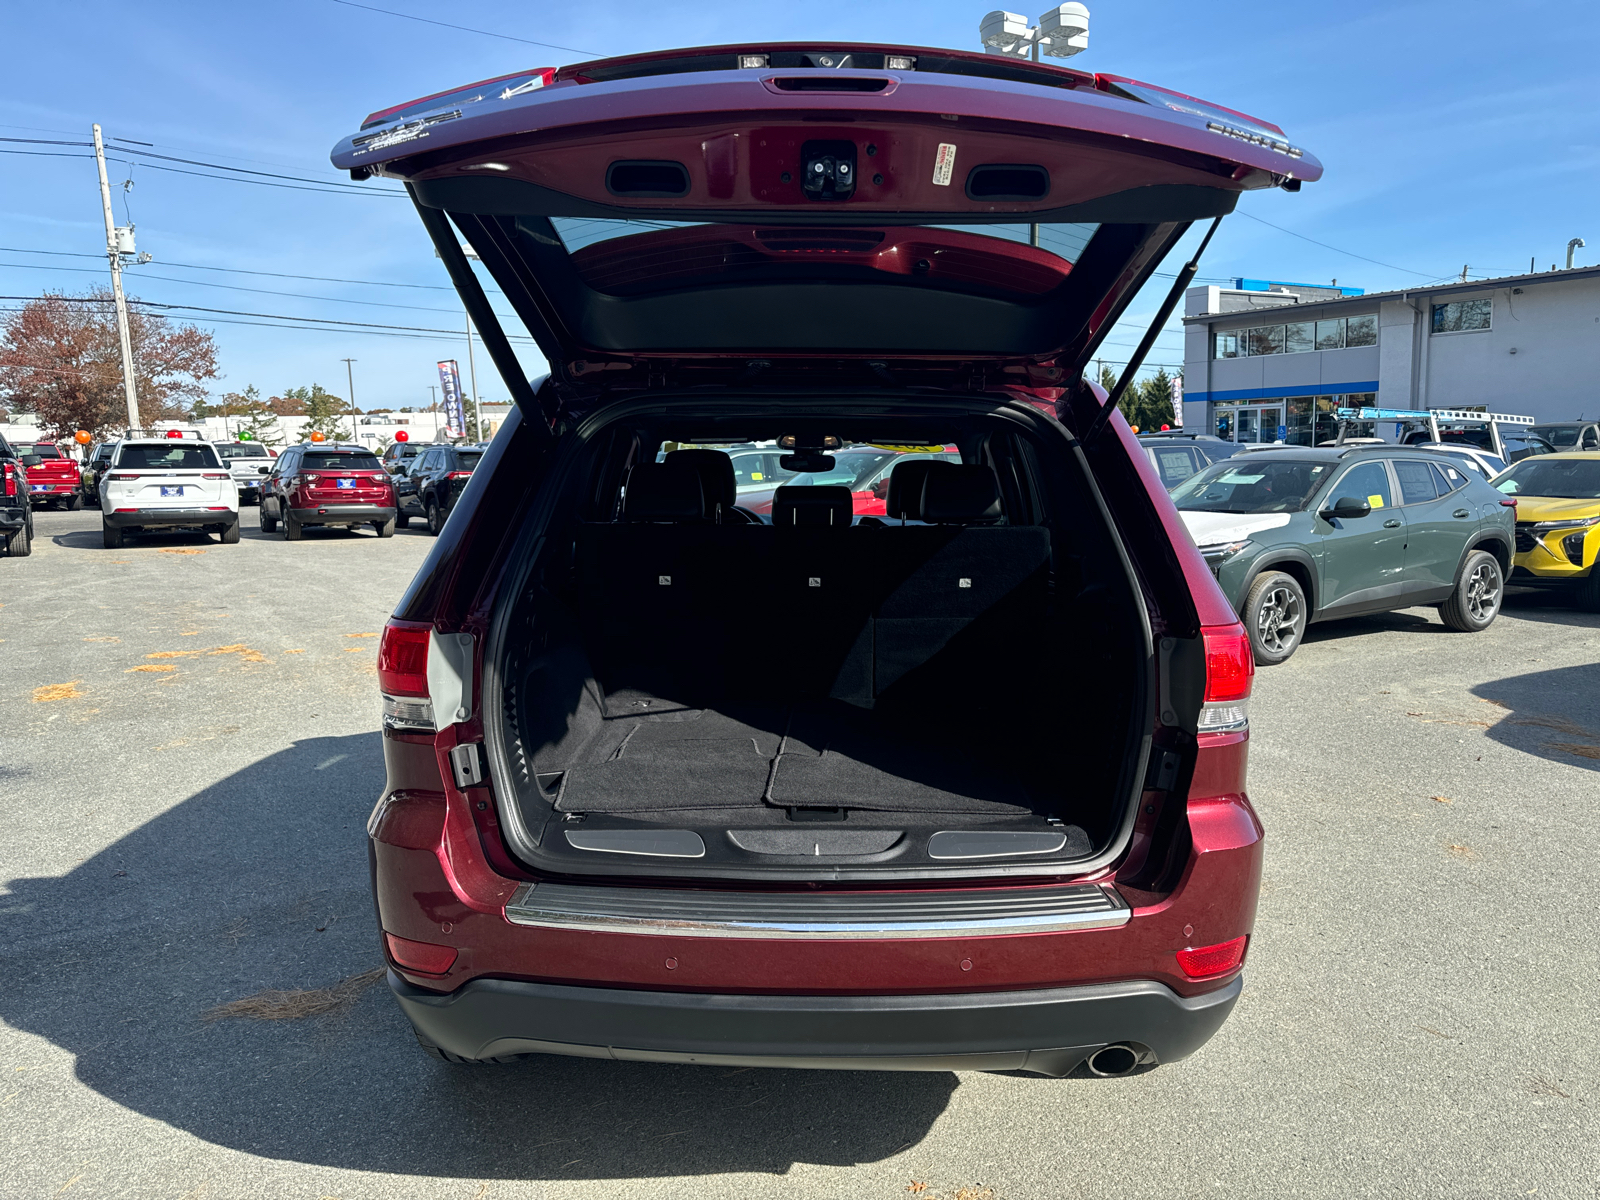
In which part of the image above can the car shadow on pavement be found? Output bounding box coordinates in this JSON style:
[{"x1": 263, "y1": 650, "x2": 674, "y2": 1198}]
[
  {"x1": 1473, "y1": 663, "x2": 1600, "y2": 774},
  {"x1": 1298, "y1": 607, "x2": 1451, "y2": 647},
  {"x1": 50, "y1": 528, "x2": 219, "y2": 551},
  {"x1": 1500, "y1": 586, "x2": 1600, "y2": 629},
  {"x1": 0, "y1": 733, "x2": 956, "y2": 1181}
]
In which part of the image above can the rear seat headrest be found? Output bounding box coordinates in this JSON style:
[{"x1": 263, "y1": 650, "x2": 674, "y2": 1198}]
[
  {"x1": 622, "y1": 461, "x2": 705, "y2": 522},
  {"x1": 921, "y1": 465, "x2": 1003, "y2": 524},
  {"x1": 664, "y1": 449, "x2": 736, "y2": 514},
  {"x1": 771, "y1": 485, "x2": 853, "y2": 527},
  {"x1": 886, "y1": 458, "x2": 958, "y2": 521}
]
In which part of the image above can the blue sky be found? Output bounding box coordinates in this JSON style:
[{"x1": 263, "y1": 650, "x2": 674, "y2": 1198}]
[{"x1": 3, "y1": 0, "x2": 1596, "y2": 409}]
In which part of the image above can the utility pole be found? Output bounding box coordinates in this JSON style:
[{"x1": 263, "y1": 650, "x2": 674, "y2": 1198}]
[
  {"x1": 340, "y1": 357, "x2": 358, "y2": 441},
  {"x1": 93, "y1": 124, "x2": 140, "y2": 432},
  {"x1": 463, "y1": 313, "x2": 483, "y2": 442}
]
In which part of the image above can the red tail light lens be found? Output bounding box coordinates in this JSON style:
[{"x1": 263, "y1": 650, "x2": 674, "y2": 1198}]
[
  {"x1": 1176, "y1": 935, "x2": 1248, "y2": 979},
  {"x1": 377, "y1": 619, "x2": 431, "y2": 697},
  {"x1": 384, "y1": 932, "x2": 457, "y2": 975},
  {"x1": 202, "y1": 472, "x2": 229, "y2": 480},
  {"x1": 1499, "y1": 498, "x2": 1517, "y2": 508},
  {"x1": 3, "y1": 464, "x2": 13, "y2": 496},
  {"x1": 1202, "y1": 624, "x2": 1254, "y2": 703},
  {"x1": 447, "y1": 471, "x2": 473, "y2": 479},
  {"x1": 109, "y1": 472, "x2": 142, "y2": 481}
]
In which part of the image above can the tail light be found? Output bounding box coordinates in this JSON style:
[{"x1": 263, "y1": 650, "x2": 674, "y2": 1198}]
[
  {"x1": 378, "y1": 619, "x2": 434, "y2": 732},
  {"x1": 1176, "y1": 935, "x2": 1248, "y2": 979},
  {"x1": 109, "y1": 472, "x2": 141, "y2": 481},
  {"x1": 1499, "y1": 498, "x2": 1516, "y2": 508},
  {"x1": 447, "y1": 470, "x2": 473, "y2": 480},
  {"x1": 3, "y1": 464, "x2": 13, "y2": 496},
  {"x1": 202, "y1": 472, "x2": 229, "y2": 480},
  {"x1": 384, "y1": 932, "x2": 457, "y2": 975},
  {"x1": 1198, "y1": 623, "x2": 1253, "y2": 733}
]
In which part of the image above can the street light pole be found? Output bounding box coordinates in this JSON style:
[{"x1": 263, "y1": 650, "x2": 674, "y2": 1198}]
[
  {"x1": 93, "y1": 124, "x2": 140, "y2": 432},
  {"x1": 341, "y1": 358, "x2": 357, "y2": 440}
]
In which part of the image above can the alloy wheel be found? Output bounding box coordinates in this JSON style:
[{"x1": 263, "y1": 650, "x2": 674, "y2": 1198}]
[
  {"x1": 1256, "y1": 585, "x2": 1303, "y2": 655},
  {"x1": 1465, "y1": 560, "x2": 1501, "y2": 623}
]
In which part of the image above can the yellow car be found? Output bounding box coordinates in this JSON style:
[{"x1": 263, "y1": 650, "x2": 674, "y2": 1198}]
[{"x1": 1493, "y1": 452, "x2": 1600, "y2": 609}]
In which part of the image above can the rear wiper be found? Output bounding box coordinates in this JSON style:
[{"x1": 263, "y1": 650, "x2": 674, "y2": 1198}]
[{"x1": 1082, "y1": 216, "x2": 1224, "y2": 445}]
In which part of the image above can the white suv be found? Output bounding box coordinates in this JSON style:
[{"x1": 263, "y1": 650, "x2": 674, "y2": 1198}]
[{"x1": 99, "y1": 436, "x2": 240, "y2": 548}]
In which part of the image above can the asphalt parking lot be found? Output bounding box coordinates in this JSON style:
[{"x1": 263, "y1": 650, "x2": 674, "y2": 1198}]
[{"x1": 3, "y1": 506, "x2": 1597, "y2": 1200}]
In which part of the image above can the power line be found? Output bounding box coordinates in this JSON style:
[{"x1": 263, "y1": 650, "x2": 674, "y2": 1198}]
[
  {"x1": 1233, "y1": 210, "x2": 1440, "y2": 279},
  {"x1": 0, "y1": 246, "x2": 468, "y2": 292},
  {"x1": 328, "y1": 0, "x2": 600, "y2": 56}
]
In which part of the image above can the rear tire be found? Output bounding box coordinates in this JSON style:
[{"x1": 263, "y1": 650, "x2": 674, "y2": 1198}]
[
  {"x1": 374, "y1": 516, "x2": 395, "y2": 538},
  {"x1": 218, "y1": 520, "x2": 241, "y2": 545},
  {"x1": 1438, "y1": 549, "x2": 1503, "y2": 632},
  {"x1": 1243, "y1": 570, "x2": 1306, "y2": 665},
  {"x1": 66, "y1": 493, "x2": 82, "y2": 511},
  {"x1": 284, "y1": 513, "x2": 303, "y2": 542},
  {"x1": 101, "y1": 521, "x2": 123, "y2": 550},
  {"x1": 425, "y1": 498, "x2": 443, "y2": 537},
  {"x1": 395, "y1": 514, "x2": 410, "y2": 530},
  {"x1": 259, "y1": 504, "x2": 278, "y2": 533},
  {"x1": 84, "y1": 490, "x2": 100, "y2": 510},
  {"x1": 7, "y1": 521, "x2": 32, "y2": 557}
]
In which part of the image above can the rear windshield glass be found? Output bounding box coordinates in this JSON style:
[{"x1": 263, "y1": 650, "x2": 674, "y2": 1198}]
[
  {"x1": 1529, "y1": 425, "x2": 1581, "y2": 447},
  {"x1": 117, "y1": 444, "x2": 221, "y2": 469},
  {"x1": 1172, "y1": 459, "x2": 1332, "y2": 514},
  {"x1": 214, "y1": 443, "x2": 269, "y2": 460},
  {"x1": 31, "y1": 444, "x2": 61, "y2": 459},
  {"x1": 454, "y1": 450, "x2": 484, "y2": 470},
  {"x1": 303, "y1": 452, "x2": 383, "y2": 470},
  {"x1": 1495, "y1": 458, "x2": 1600, "y2": 499}
]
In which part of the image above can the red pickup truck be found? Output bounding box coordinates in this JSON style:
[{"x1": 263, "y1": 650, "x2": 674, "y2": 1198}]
[{"x1": 16, "y1": 442, "x2": 83, "y2": 510}]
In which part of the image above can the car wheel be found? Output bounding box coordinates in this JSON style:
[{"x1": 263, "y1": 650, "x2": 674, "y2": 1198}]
[
  {"x1": 101, "y1": 521, "x2": 123, "y2": 550},
  {"x1": 284, "y1": 513, "x2": 303, "y2": 542},
  {"x1": 1243, "y1": 570, "x2": 1306, "y2": 665},
  {"x1": 259, "y1": 506, "x2": 277, "y2": 533},
  {"x1": 395, "y1": 513, "x2": 410, "y2": 530},
  {"x1": 6, "y1": 521, "x2": 32, "y2": 557},
  {"x1": 426, "y1": 498, "x2": 443, "y2": 537},
  {"x1": 66, "y1": 493, "x2": 83, "y2": 511},
  {"x1": 1571, "y1": 567, "x2": 1600, "y2": 613},
  {"x1": 218, "y1": 520, "x2": 241, "y2": 545},
  {"x1": 1438, "y1": 549, "x2": 1503, "y2": 632},
  {"x1": 85, "y1": 491, "x2": 100, "y2": 510},
  {"x1": 374, "y1": 516, "x2": 396, "y2": 538}
]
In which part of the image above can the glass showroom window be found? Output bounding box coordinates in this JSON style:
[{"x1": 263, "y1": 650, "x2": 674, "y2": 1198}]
[
  {"x1": 1285, "y1": 321, "x2": 1314, "y2": 354},
  {"x1": 1431, "y1": 300, "x2": 1492, "y2": 333},
  {"x1": 1344, "y1": 315, "x2": 1377, "y2": 346},
  {"x1": 1244, "y1": 325, "x2": 1286, "y2": 356},
  {"x1": 1315, "y1": 319, "x2": 1345, "y2": 350},
  {"x1": 1214, "y1": 331, "x2": 1241, "y2": 358}
]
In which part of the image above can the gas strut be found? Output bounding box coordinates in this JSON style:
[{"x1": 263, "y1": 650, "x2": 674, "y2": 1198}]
[{"x1": 1081, "y1": 215, "x2": 1224, "y2": 445}]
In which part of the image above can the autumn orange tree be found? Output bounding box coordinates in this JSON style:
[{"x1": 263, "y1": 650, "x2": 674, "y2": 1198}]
[{"x1": 0, "y1": 289, "x2": 219, "y2": 437}]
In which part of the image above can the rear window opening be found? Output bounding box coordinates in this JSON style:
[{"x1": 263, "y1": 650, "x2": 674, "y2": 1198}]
[
  {"x1": 302, "y1": 451, "x2": 384, "y2": 470},
  {"x1": 116, "y1": 445, "x2": 222, "y2": 470},
  {"x1": 479, "y1": 400, "x2": 1160, "y2": 883}
]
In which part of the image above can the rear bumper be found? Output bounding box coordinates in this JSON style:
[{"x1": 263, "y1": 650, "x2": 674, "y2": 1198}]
[
  {"x1": 104, "y1": 507, "x2": 237, "y2": 527},
  {"x1": 0, "y1": 507, "x2": 26, "y2": 530},
  {"x1": 27, "y1": 482, "x2": 76, "y2": 499},
  {"x1": 391, "y1": 969, "x2": 1243, "y2": 1074},
  {"x1": 290, "y1": 504, "x2": 395, "y2": 524}
]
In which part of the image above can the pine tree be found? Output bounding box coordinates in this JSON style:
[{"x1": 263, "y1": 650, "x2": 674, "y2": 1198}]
[{"x1": 300, "y1": 384, "x2": 352, "y2": 441}]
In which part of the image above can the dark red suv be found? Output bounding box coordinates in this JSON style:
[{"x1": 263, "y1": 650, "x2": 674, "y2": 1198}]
[
  {"x1": 338, "y1": 42, "x2": 1319, "y2": 1076},
  {"x1": 258, "y1": 442, "x2": 397, "y2": 539}
]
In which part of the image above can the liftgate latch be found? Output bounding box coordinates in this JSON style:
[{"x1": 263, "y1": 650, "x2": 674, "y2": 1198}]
[{"x1": 450, "y1": 743, "x2": 486, "y2": 789}]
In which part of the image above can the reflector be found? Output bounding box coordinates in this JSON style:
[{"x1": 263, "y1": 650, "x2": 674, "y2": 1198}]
[
  {"x1": 385, "y1": 932, "x2": 457, "y2": 975},
  {"x1": 1176, "y1": 935, "x2": 1248, "y2": 979}
]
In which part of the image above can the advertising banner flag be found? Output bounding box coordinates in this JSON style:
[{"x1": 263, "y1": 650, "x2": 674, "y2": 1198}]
[
  {"x1": 437, "y1": 360, "x2": 465, "y2": 438},
  {"x1": 1171, "y1": 374, "x2": 1183, "y2": 427}
]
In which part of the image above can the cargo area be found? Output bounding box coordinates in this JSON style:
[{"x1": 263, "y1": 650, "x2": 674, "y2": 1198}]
[{"x1": 483, "y1": 403, "x2": 1154, "y2": 879}]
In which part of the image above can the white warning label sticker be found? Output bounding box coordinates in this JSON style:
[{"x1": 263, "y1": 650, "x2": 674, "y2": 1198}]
[{"x1": 932, "y1": 142, "x2": 957, "y2": 186}]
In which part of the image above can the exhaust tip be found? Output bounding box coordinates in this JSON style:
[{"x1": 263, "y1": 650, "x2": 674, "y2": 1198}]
[{"x1": 1086, "y1": 1044, "x2": 1141, "y2": 1077}]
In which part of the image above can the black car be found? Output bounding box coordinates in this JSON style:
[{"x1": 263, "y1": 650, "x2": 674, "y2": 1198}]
[
  {"x1": 0, "y1": 432, "x2": 36, "y2": 557},
  {"x1": 80, "y1": 441, "x2": 117, "y2": 508},
  {"x1": 395, "y1": 443, "x2": 484, "y2": 535}
]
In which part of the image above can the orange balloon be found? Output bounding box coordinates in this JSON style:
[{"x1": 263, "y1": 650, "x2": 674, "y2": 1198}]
[
  {"x1": 309, "y1": 430, "x2": 326, "y2": 442},
  {"x1": 74, "y1": 429, "x2": 92, "y2": 445}
]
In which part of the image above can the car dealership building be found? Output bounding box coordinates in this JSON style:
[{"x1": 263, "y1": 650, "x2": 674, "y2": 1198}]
[{"x1": 1180, "y1": 265, "x2": 1600, "y2": 444}]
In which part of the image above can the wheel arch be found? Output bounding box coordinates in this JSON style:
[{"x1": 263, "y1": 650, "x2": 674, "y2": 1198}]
[
  {"x1": 1243, "y1": 550, "x2": 1318, "y2": 617},
  {"x1": 1461, "y1": 532, "x2": 1512, "y2": 579}
]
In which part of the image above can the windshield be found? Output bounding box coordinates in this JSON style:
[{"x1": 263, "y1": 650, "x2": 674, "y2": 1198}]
[
  {"x1": 1503, "y1": 434, "x2": 1554, "y2": 462},
  {"x1": 303, "y1": 451, "x2": 383, "y2": 471},
  {"x1": 786, "y1": 450, "x2": 900, "y2": 490},
  {"x1": 118, "y1": 444, "x2": 221, "y2": 470},
  {"x1": 31, "y1": 444, "x2": 61, "y2": 459},
  {"x1": 1495, "y1": 458, "x2": 1600, "y2": 500},
  {"x1": 214, "y1": 443, "x2": 269, "y2": 460},
  {"x1": 1172, "y1": 458, "x2": 1333, "y2": 514},
  {"x1": 1529, "y1": 425, "x2": 1581, "y2": 447}
]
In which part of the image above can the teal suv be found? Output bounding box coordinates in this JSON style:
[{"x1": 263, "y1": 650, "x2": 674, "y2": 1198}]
[{"x1": 1172, "y1": 447, "x2": 1515, "y2": 664}]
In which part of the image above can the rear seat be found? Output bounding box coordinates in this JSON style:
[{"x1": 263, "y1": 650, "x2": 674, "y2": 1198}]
[{"x1": 574, "y1": 457, "x2": 1048, "y2": 708}]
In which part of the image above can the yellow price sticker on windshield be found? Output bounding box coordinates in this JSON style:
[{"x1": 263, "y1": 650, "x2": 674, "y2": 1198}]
[{"x1": 1368, "y1": 495, "x2": 1385, "y2": 508}]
